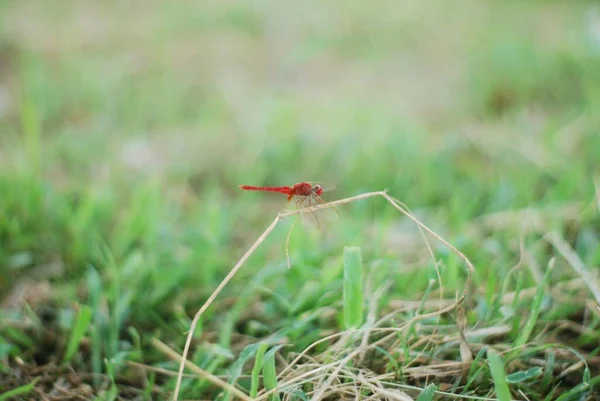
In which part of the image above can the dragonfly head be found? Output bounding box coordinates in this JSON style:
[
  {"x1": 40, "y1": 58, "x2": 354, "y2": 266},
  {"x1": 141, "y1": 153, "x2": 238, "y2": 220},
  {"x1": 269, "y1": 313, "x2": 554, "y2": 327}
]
[{"x1": 313, "y1": 184, "x2": 324, "y2": 196}]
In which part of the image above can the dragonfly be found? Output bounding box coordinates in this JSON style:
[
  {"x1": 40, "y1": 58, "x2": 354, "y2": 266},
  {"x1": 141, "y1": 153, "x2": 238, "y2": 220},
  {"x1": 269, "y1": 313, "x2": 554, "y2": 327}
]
[{"x1": 239, "y1": 181, "x2": 340, "y2": 229}]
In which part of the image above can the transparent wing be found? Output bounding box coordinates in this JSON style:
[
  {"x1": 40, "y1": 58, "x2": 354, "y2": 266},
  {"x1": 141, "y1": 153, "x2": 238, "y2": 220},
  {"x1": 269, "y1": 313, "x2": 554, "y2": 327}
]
[
  {"x1": 295, "y1": 195, "x2": 322, "y2": 230},
  {"x1": 305, "y1": 181, "x2": 337, "y2": 193},
  {"x1": 294, "y1": 192, "x2": 340, "y2": 230},
  {"x1": 309, "y1": 192, "x2": 341, "y2": 224}
]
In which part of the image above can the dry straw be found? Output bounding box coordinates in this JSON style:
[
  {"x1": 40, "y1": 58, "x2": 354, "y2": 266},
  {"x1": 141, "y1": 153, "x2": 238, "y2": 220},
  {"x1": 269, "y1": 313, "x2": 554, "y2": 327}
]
[{"x1": 170, "y1": 189, "x2": 476, "y2": 401}]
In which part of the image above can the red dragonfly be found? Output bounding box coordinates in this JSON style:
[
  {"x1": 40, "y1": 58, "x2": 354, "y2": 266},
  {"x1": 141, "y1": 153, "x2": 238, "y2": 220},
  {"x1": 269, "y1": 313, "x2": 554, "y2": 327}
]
[{"x1": 239, "y1": 181, "x2": 339, "y2": 229}]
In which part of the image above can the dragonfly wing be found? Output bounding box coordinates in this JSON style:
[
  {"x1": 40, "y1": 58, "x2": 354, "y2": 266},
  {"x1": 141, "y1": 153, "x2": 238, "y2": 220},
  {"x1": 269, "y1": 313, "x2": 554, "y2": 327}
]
[
  {"x1": 295, "y1": 196, "x2": 322, "y2": 230},
  {"x1": 309, "y1": 193, "x2": 341, "y2": 224}
]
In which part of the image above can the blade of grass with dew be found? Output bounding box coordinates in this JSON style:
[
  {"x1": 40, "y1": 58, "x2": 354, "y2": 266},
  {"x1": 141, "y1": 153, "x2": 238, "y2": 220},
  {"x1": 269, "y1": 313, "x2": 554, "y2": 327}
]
[
  {"x1": 487, "y1": 349, "x2": 512, "y2": 401},
  {"x1": 250, "y1": 343, "x2": 268, "y2": 398},
  {"x1": 508, "y1": 262, "x2": 552, "y2": 360},
  {"x1": 416, "y1": 383, "x2": 437, "y2": 401},
  {"x1": 343, "y1": 246, "x2": 364, "y2": 329},
  {"x1": 0, "y1": 378, "x2": 39, "y2": 401},
  {"x1": 262, "y1": 345, "x2": 284, "y2": 401},
  {"x1": 62, "y1": 304, "x2": 93, "y2": 364},
  {"x1": 223, "y1": 342, "x2": 262, "y2": 401},
  {"x1": 505, "y1": 367, "x2": 543, "y2": 383}
]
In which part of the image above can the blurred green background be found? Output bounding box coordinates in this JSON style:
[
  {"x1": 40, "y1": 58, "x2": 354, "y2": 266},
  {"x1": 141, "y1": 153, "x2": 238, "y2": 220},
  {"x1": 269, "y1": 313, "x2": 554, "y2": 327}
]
[{"x1": 2, "y1": 1, "x2": 600, "y2": 399}]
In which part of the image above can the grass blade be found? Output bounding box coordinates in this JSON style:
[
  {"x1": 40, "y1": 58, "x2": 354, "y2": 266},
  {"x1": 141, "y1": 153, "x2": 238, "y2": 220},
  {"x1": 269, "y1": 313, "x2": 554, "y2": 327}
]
[
  {"x1": 505, "y1": 366, "x2": 542, "y2": 383},
  {"x1": 343, "y1": 246, "x2": 364, "y2": 329},
  {"x1": 509, "y1": 262, "x2": 552, "y2": 360},
  {"x1": 0, "y1": 378, "x2": 39, "y2": 401},
  {"x1": 416, "y1": 383, "x2": 437, "y2": 401},
  {"x1": 223, "y1": 342, "x2": 262, "y2": 401},
  {"x1": 62, "y1": 304, "x2": 93, "y2": 364},
  {"x1": 262, "y1": 345, "x2": 284, "y2": 401},
  {"x1": 487, "y1": 349, "x2": 512, "y2": 401},
  {"x1": 540, "y1": 350, "x2": 555, "y2": 391},
  {"x1": 86, "y1": 265, "x2": 103, "y2": 385},
  {"x1": 250, "y1": 343, "x2": 268, "y2": 398},
  {"x1": 555, "y1": 374, "x2": 600, "y2": 401}
]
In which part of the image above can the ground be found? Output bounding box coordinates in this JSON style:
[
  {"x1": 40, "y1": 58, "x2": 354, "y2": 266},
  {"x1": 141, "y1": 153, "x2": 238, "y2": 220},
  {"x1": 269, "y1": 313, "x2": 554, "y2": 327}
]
[{"x1": 1, "y1": 1, "x2": 600, "y2": 400}]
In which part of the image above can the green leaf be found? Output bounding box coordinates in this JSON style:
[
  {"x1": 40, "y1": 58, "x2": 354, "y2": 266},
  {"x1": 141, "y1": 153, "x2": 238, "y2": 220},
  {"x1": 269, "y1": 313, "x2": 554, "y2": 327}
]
[
  {"x1": 223, "y1": 342, "x2": 262, "y2": 401},
  {"x1": 62, "y1": 304, "x2": 93, "y2": 364},
  {"x1": 583, "y1": 366, "x2": 591, "y2": 385},
  {"x1": 416, "y1": 383, "x2": 437, "y2": 401},
  {"x1": 541, "y1": 350, "x2": 555, "y2": 390},
  {"x1": 250, "y1": 343, "x2": 269, "y2": 398},
  {"x1": 555, "y1": 374, "x2": 600, "y2": 401},
  {"x1": 505, "y1": 366, "x2": 543, "y2": 383},
  {"x1": 487, "y1": 349, "x2": 512, "y2": 401},
  {"x1": 509, "y1": 264, "x2": 552, "y2": 360},
  {"x1": 343, "y1": 246, "x2": 364, "y2": 329},
  {"x1": 86, "y1": 265, "x2": 103, "y2": 385},
  {"x1": 262, "y1": 345, "x2": 284, "y2": 401}
]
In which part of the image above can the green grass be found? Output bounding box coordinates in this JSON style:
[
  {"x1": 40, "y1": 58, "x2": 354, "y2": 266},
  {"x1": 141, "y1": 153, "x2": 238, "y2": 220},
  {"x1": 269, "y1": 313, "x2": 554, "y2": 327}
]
[
  {"x1": 488, "y1": 349, "x2": 512, "y2": 401},
  {"x1": 1, "y1": 0, "x2": 600, "y2": 400},
  {"x1": 342, "y1": 246, "x2": 364, "y2": 330}
]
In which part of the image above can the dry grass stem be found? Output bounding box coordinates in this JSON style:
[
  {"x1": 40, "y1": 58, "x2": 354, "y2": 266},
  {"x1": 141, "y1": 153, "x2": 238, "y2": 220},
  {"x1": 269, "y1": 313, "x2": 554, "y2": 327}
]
[{"x1": 171, "y1": 190, "x2": 476, "y2": 401}]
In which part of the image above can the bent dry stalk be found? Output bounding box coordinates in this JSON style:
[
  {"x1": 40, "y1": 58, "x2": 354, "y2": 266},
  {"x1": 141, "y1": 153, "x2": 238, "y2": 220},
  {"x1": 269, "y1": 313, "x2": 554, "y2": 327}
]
[{"x1": 170, "y1": 189, "x2": 475, "y2": 401}]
